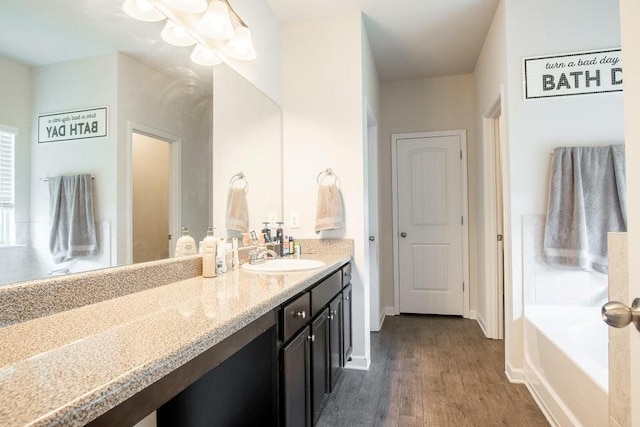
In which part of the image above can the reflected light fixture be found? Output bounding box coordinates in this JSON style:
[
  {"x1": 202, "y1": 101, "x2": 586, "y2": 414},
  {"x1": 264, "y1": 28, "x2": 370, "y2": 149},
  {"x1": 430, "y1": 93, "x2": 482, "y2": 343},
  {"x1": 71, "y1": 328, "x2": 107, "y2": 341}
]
[
  {"x1": 122, "y1": 0, "x2": 165, "y2": 22},
  {"x1": 161, "y1": 20, "x2": 197, "y2": 46},
  {"x1": 123, "y1": 0, "x2": 257, "y2": 66},
  {"x1": 191, "y1": 43, "x2": 223, "y2": 66}
]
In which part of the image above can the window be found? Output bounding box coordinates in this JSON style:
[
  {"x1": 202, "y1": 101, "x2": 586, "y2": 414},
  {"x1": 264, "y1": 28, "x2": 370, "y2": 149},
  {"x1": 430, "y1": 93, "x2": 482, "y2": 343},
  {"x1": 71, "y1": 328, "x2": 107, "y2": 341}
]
[{"x1": 0, "y1": 126, "x2": 16, "y2": 245}]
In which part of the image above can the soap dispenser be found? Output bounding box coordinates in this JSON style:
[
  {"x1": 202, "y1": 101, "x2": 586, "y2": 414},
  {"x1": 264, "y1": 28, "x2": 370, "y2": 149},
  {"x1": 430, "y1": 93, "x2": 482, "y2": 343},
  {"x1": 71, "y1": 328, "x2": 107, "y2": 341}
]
[
  {"x1": 202, "y1": 227, "x2": 217, "y2": 278},
  {"x1": 175, "y1": 227, "x2": 197, "y2": 257},
  {"x1": 276, "y1": 222, "x2": 284, "y2": 256}
]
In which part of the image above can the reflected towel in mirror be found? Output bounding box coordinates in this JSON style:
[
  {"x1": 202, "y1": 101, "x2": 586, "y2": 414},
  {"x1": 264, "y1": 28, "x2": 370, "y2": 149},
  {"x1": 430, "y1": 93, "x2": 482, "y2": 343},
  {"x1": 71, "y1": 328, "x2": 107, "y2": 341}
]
[
  {"x1": 226, "y1": 187, "x2": 249, "y2": 232},
  {"x1": 48, "y1": 174, "x2": 98, "y2": 263},
  {"x1": 315, "y1": 184, "x2": 344, "y2": 234}
]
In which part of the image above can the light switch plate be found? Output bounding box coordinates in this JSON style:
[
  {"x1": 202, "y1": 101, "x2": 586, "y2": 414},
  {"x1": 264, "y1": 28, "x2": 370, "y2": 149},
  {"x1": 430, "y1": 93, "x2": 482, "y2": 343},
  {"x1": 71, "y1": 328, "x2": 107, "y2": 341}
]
[{"x1": 289, "y1": 212, "x2": 300, "y2": 229}]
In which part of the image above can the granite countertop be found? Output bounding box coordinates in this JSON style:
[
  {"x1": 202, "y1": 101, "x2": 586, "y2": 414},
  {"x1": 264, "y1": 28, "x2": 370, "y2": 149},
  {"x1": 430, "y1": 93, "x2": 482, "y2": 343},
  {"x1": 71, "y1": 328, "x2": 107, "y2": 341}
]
[{"x1": 0, "y1": 253, "x2": 351, "y2": 427}]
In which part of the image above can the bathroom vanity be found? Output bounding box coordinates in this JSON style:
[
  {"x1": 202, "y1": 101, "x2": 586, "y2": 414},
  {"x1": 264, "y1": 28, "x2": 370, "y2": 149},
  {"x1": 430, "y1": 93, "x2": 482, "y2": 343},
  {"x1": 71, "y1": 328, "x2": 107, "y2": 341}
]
[{"x1": 0, "y1": 252, "x2": 352, "y2": 427}]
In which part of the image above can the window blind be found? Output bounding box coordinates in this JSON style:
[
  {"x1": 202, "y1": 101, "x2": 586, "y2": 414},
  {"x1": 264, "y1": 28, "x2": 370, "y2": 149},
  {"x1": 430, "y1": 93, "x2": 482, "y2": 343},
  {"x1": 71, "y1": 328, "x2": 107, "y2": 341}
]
[{"x1": 0, "y1": 126, "x2": 16, "y2": 245}]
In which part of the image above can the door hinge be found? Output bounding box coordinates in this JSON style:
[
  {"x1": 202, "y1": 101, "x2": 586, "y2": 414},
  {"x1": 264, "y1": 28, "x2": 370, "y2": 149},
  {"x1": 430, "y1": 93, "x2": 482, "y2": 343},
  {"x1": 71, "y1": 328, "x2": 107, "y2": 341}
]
[
  {"x1": 460, "y1": 150, "x2": 462, "y2": 160},
  {"x1": 461, "y1": 216, "x2": 464, "y2": 225},
  {"x1": 497, "y1": 234, "x2": 503, "y2": 241},
  {"x1": 463, "y1": 282, "x2": 465, "y2": 292}
]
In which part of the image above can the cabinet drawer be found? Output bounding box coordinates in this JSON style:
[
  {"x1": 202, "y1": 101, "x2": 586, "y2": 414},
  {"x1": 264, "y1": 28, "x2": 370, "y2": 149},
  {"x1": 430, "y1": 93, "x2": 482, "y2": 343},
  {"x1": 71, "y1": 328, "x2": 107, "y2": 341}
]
[
  {"x1": 341, "y1": 263, "x2": 352, "y2": 287},
  {"x1": 281, "y1": 292, "x2": 311, "y2": 342},
  {"x1": 311, "y1": 271, "x2": 342, "y2": 316}
]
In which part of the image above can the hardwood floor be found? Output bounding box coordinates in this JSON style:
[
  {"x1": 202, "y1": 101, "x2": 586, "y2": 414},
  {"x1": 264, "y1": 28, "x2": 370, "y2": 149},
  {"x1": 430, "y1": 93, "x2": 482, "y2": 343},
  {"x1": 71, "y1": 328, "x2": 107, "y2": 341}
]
[{"x1": 317, "y1": 315, "x2": 548, "y2": 427}]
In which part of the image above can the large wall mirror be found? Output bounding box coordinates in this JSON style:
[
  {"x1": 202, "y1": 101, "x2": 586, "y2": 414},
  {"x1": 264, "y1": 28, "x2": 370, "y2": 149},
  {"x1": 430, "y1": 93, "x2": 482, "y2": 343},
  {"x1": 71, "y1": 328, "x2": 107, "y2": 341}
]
[{"x1": 0, "y1": 0, "x2": 282, "y2": 286}]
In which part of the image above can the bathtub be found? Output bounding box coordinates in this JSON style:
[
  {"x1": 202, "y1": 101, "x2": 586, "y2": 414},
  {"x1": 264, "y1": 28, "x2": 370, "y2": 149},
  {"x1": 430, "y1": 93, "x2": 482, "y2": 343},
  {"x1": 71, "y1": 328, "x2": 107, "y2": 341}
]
[{"x1": 524, "y1": 305, "x2": 608, "y2": 427}]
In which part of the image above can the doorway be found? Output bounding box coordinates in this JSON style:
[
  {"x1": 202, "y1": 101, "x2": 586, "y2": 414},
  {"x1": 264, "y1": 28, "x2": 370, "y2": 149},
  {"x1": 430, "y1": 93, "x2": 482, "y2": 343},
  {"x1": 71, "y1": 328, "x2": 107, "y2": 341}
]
[
  {"x1": 483, "y1": 98, "x2": 506, "y2": 339},
  {"x1": 392, "y1": 130, "x2": 470, "y2": 316},
  {"x1": 128, "y1": 125, "x2": 181, "y2": 264},
  {"x1": 364, "y1": 100, "x2": 381, "y2": 331}
]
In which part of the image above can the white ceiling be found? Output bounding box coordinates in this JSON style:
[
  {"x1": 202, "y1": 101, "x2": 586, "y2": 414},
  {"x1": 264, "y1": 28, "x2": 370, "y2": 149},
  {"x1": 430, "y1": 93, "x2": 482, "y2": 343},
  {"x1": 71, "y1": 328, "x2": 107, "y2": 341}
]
[{"x1": 266, "y1": 0, "x2": 500, "y2": 82}]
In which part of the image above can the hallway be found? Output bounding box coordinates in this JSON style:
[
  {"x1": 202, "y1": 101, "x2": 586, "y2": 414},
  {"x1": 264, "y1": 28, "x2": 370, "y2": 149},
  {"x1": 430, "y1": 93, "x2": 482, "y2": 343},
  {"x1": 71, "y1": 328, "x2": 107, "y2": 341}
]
[{"x1": 318, "y1": 315, "x2": 548, "y2": 426}]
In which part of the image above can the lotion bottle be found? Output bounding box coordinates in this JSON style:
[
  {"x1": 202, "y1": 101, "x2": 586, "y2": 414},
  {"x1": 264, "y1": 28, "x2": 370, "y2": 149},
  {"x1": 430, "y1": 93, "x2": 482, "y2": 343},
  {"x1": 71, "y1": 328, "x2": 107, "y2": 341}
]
[
  {"x1": 202, "y1": 227, "x2": 217, "y2": 278},
  {"x1": 216, "y1": 239, "x2": 227, "y2": 274},
  {"x1": 176, "y1": 227, "x2": 197, "y2": 257}
]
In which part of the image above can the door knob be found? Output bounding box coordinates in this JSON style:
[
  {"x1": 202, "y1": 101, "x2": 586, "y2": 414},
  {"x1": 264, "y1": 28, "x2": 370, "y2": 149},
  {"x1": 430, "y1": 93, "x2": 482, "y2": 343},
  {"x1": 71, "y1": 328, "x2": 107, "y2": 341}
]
[
  {"x1": 369, "y1": 236, "x2": 375, "y2": 242},
  {"x1": 602, "y1": 298, "x2": 640, "y2": 331},
  {"x1": 400, "y1": 232, "x2": 407, "y2": 238}
]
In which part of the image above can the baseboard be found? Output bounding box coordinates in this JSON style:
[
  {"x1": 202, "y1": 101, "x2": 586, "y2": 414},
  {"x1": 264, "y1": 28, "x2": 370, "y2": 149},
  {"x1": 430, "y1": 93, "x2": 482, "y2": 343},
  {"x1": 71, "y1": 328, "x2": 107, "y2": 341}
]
[
  {"x1": 505, "y1": 361, "x2": 526, "y2": 383},
  {"x1": 384, "y1": 307, "x2": 395, "y2": 316},
  {"x1": 524, "y1": 358, "x2": 576, "y2": 427},
  {"x1": 378, "y1": 309, "x2": 385, "y2": 330},
  {"x1": 468, "y1": 309, "x2": 478, "y2": 320},
  {"x1": 475, "y1": 311, "x2": 488, "y2": 337},
  {"x1": 345, "y1": 355, "x2": 370, "y2": 371}
]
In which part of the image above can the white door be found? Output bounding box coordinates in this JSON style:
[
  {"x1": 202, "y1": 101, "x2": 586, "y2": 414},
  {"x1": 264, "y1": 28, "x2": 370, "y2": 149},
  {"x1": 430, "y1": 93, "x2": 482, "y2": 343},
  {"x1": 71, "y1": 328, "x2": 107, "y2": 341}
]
[
  {"x1": 494, "y1": 116, "x2": 505, "y2": 339},
  {"x1": 395, "y1": 132, "x2": 465, "y2": 315}
]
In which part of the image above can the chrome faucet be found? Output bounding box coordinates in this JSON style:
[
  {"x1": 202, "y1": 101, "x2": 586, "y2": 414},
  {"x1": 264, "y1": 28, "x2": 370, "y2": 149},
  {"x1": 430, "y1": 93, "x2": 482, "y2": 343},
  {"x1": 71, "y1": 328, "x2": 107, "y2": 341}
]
[{"x1": 249, "y1": 247, "x2": 278, "y2": 265}]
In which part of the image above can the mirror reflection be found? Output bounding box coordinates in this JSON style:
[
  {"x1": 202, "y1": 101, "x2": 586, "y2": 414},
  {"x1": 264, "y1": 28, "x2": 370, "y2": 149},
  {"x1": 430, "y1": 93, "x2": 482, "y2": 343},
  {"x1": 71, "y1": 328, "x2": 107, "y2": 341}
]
[{"x1": 0, "y1": 0, "x2": 282, "y2": 286}]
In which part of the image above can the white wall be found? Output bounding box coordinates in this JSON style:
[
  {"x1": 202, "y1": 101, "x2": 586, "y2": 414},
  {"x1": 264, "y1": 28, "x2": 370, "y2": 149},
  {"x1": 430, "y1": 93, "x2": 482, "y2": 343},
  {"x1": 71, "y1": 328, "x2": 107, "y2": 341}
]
[
  {"x1": 212, "y1": 64, "x2": 282, "y2": 237},
  {"x1": 282, "y1": 13, "x2": 370, "y2": 367},
  {"x1": 0, "y1": 56, "x2": 31, "y2": 227},
  {"x1": 223, "y1": 0, "x2": 282, "y2": 104},
  {"x1": 379, "y1": 74, "x2": 477, "y2": 314}
]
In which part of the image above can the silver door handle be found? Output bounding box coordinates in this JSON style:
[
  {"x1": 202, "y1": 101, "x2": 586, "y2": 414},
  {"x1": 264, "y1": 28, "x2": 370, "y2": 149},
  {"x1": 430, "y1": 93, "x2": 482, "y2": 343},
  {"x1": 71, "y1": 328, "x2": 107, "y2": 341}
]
[
  {"x1": 602, "y1": 298, "x2": 640, "y2": 331},
  {"x1": 369, "y1": 236, "x2": 375, "y2": 242},
  {"x1": 400, "y1": 232, "x2": 407, "y2": 238}
]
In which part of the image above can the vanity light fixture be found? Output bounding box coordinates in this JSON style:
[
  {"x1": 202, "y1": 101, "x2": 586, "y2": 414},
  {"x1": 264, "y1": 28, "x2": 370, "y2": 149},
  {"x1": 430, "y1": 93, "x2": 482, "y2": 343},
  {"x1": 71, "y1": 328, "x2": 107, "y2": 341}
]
[{"x1": 122, "y1": 0, "x2": 257, "y2": 66}]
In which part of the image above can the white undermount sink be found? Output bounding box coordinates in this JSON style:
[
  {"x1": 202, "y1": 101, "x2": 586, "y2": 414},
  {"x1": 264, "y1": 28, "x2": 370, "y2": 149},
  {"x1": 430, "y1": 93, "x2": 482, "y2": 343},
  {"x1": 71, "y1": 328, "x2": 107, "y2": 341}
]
[{"x1": 242, "y1": 258, "x2": 325, "y2": 273}]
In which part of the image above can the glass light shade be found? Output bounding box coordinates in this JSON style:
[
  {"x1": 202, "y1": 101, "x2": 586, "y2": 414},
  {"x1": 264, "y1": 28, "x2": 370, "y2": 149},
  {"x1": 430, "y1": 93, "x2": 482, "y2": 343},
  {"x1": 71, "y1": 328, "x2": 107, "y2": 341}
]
[
  {"x1": 196, "y1": 0, "x2": 234, "y2": 40},
  {"x1": 161, "y1": 20, "x2": 197, "y2": 46},
  {"x1": 123, "y1": 0, "x2": 165, "y2": 22},
  {"x1": 164, "y1": 0, "x2": 207, "y2": 14},
  {"x1": 222, "y1": 27, "x2": 257, "y2": 61},
  {"x1": 191, "y1": 44, "x2": 223, "y2": 66}
]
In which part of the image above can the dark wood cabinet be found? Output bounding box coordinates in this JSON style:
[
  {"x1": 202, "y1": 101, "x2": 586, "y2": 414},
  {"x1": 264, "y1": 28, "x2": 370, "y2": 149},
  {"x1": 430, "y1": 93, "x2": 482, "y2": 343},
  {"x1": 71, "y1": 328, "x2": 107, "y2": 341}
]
[
  {"x1": 279, "y1": 262, "x2": 352, "y2": 427},
  {"x1": 342, "y1": 283, "x2": 353, "y2": 365},
  {"x1": 282, "y1": 325, "x2": 311, "y2": 427},
  {"x1": 311, "y1": 308, "x2": 329, "y2": 425},
  {"x1": 328, "y1": 295, "x2": 342, "y2": 391}
]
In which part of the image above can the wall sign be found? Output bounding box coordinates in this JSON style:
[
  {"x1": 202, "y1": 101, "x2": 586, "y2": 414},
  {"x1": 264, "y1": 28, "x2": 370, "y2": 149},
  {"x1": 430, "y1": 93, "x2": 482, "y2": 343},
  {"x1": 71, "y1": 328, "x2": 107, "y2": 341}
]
[
  {"x1": 38, "y1": 106, "x2": 108, "y2": 143},
  {"x1": 523, "y1": 48, "x2": 622, "y2": 100}
]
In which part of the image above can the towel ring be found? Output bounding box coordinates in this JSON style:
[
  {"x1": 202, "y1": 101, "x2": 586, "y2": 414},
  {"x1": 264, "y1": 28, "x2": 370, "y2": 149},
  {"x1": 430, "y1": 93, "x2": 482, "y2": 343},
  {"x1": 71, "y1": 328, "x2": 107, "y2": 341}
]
[
  {"x1": 230, "y1": 171, "x2": 249, "y2": 192},
  {"x1": 316, "y1": 168, "x2": 340, "y2": 186}
]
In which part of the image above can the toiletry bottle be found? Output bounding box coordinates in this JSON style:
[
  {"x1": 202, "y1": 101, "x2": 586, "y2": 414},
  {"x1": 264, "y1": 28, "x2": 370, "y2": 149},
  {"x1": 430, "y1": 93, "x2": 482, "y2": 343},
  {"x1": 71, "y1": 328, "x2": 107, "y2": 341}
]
[
  {"x1": 202, "y1": 227, "x2": 217, "y2": 278},
  {"x1": 216, "y1": 239, "x2": 227, "y2": 274},
  {"x1": 276, "y1": 222, "x2": 284, "y2": 256},
  {"x1": 175, "y1": 227, "x2": 197, "y2": 257},
  {"x1": 262, "y1": 222, "x2": 272, "y2": 242},
  {"x1": 289, "y1": 236, "x2": 294, "y2": 255}
]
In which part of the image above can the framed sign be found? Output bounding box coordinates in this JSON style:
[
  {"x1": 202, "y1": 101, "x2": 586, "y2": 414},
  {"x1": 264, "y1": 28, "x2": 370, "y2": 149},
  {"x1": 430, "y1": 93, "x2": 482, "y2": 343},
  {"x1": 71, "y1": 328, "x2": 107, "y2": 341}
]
[
  {"x1": 523, "y1": 48, "x2": 622, "y2": 100},
  {"x1": 38, "y1": 106, "x2": 108, "y2": 143}
]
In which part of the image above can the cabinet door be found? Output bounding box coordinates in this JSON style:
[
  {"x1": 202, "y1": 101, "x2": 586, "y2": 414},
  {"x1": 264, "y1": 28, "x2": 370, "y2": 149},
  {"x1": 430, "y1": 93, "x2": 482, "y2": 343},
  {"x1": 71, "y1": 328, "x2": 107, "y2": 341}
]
[
  {"x1": 342, "y1": 284, "x2": 353, "y2": 365},
  {"x1": 311, "y1": 309, "x2": 329, "y2": 425},
  {"x1": 282, "y1": 326, "x2": 311, "y2": 427},
  {"x1": 328, "y1": 295, "x2": 342, "y2": 391}
]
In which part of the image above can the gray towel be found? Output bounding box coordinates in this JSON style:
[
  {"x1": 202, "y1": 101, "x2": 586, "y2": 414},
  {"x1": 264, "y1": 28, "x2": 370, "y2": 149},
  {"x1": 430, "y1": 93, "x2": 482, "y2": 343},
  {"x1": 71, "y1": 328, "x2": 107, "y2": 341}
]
[
  {"x1": 543, "y1": 145, "x2": 626, "y2": 273},
  {"x1": 49, "y1": 174, "x2": 97, "y2": 263},
  {"x1": 315, "y1": 184, "x2": 344, "y2": 233}
]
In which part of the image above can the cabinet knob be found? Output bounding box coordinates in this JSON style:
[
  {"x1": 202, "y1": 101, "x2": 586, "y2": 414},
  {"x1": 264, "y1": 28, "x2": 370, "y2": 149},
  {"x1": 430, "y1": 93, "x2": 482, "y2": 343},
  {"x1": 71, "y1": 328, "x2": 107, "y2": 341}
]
[
  {"x1": 308, "y1": 335, "x2": 315, "y2": 342},
  {"x1": 345, "y1": 296, "x2": 349, "y2": 301},
  {"x1": 328, "y1": 314, "x2": 334, "y2": 320},
  {"x1": 295, "y1": 310, "x2": 306, "y2": 319}
]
